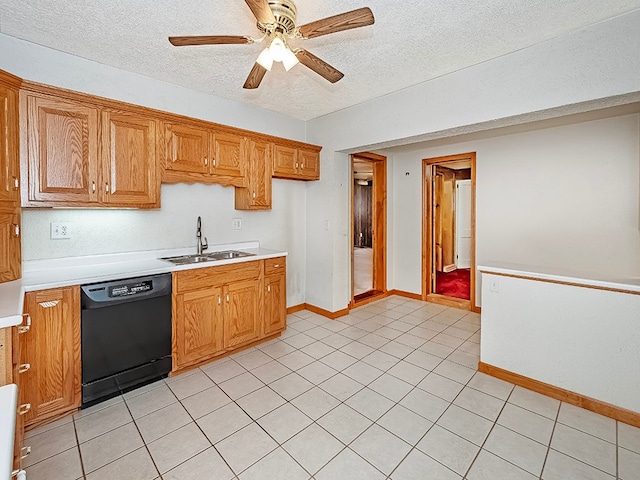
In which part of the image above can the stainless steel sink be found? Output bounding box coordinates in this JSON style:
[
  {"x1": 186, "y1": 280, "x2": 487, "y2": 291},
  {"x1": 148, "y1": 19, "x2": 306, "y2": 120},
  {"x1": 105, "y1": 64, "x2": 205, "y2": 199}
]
[{"x1": 160, "y1": 250, "x2": 255, "y2": 265}]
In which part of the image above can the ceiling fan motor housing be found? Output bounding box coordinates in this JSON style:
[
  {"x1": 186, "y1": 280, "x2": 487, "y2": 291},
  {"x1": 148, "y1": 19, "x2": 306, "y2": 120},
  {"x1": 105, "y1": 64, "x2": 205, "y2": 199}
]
[{"x1": 258, "y1": 0, "x2": 297, "y2": 34}]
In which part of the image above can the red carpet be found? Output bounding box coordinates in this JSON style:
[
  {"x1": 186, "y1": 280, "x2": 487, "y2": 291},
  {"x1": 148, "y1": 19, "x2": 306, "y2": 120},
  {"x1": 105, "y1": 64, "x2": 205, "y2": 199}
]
[{"x1": 436, "y1": 269, "x2": 470, "y2": 299}]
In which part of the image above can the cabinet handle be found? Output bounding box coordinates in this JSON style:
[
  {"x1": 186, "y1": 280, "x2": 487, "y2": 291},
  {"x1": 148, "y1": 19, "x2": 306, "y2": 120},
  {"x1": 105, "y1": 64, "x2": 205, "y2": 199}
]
[
  {"x1": 273, "y1": 264, "x2": 280, "y2": 268},
  {"x1": 252, "y1": 192, "x2": 256, "y2": 199},
  {"x1": 12, "y1": 224, "x2": 19, "y2": 238},
  {"x1": 213, "y1": 159, "x2": 216, "y2": 167},
  {"x1": 204, "y1": 157, "x2": 208, "y2": 166},
  {"x1": 13, "y1": 177, "x2": 19, "y2": 190},
  {"x1": 105, "y1": 183, "x2": 109, "y2": 193},
  {"x1": 218, "y1": 296, "x2": 221, "y2": 305},
  {"x1": 92, "y1": 181, "x2": 96, "y2": 192},
  {"x1": 267, "y1": 284, "x2": 271, "y2": 293},
  {"x1": 18, "y1": 363, "x2": 30, "y2": 374},
  {"x1": 226, "y1": 294, "x2": 230, "y2": 302},
  {"x1": 301, "y1": 163, "x2": 304, "y2": 169},
  {"x1": 18, "y1": 314, "x2": 31, "y2": 334},
  {"x1": 20, "y1": 446, "x2": 31, "y2": 459},
  {"x1": 17, "y1": 403, "x2": 31, "y2": 415},
  {"x1": 10, "y1": 470, "x2": 26, "y2": 479},
  {"x1": 295, "y1": 162, "x2": 299, "y2": 169}
]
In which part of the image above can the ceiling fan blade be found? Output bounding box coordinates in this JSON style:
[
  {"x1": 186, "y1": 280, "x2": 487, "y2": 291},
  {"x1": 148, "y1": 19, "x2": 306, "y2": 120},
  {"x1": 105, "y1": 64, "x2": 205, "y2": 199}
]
[
  {"x1": 169, "y1": 36, "x2": 252, "y2": 46},
  {"x1": 245, "y1": 0, "x2": 276, "y2": 25},
  {"x1": 243, "y1": 63, "x2": 268, "y2": 89},
  {"x1": 295, "y1": 50, "x2": 344, "y2": 84},
  {"x1": 298, "y1": 7, "x2": 374, "y2": 39}
]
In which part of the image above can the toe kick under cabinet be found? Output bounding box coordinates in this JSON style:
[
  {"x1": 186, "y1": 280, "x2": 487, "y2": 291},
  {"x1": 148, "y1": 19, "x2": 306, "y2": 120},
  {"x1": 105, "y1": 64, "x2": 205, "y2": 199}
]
[{"x1": 171, "y1": 257, "x2": 287, "y2": 373}]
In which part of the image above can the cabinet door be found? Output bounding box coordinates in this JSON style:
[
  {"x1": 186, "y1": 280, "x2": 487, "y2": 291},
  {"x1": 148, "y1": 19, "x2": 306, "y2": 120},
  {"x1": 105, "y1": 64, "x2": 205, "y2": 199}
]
[
  {"x1": 163, "y1": 122, "x2": 210, "y2": 174},
  {"x1": 25, "y1": 94, "x2": 99, "y2": 204},
  {"x1": 20, "y1": 286, "x2": 81, "y2": 426},
  {"x1": 272, "y1": 144, "x2": 298, "y2": 179},
  {"x1": 298, "y1": 149, "x2": 320, "y2": 180},
  {"x1": 173, "y1": 286, "x2": 224, "y2": 369},
  {"x1": 211, "y1": 131, "x2": 247, "y2": 185},
  {"x1": 101, "y1": 111, "x2": 159, "y2": 207},
  {"x1": 264, "y1": 273, "x2": 286, "y2": 335},
  {"x1": 235, "y1": 139, "x2": 272, "y2": 210},
  {"x1": 0, "y1": 85, "x2": 19, "y2": 203},
  {"x1": 224, "y1": 279, "x2": 260, "y2": 348},
  {"x1": 0, "y1": 205, "x2": 20, "y2": 283}
]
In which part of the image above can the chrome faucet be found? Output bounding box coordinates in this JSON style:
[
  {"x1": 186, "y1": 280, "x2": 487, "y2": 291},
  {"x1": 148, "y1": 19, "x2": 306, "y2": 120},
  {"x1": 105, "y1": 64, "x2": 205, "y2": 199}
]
[{"x1": 196, "y1": 216, "x2": 208, "y2": 255}]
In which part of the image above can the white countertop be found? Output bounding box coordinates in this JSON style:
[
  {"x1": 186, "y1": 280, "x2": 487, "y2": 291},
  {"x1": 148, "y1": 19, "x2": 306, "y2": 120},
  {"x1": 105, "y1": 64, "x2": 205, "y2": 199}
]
[
  {"x1": 0, "y1": 384, "x2": 17, "y2": 480},
  {"x1": 0, "y1": 241, "x2": 287, "y2": 325},
  {"x1": 479, "y1": 262, "x2": 640, "y2": 294}
]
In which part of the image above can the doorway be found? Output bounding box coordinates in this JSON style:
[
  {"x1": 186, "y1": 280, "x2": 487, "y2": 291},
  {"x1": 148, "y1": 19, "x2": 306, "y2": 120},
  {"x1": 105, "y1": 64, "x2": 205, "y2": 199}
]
[
  {"x1": 351, "y1": 152, "x2": 387, "y2": 306},
  {"x1": 423, "y1": 153, "x2": 476, "y2": 310}
]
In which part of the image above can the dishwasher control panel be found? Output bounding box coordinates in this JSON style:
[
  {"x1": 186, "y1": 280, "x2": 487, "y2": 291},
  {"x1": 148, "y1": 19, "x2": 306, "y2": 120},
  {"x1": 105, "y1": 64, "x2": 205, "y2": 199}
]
[{"x1": 109, "y1": 280, "x2": 153, "y2": 297}]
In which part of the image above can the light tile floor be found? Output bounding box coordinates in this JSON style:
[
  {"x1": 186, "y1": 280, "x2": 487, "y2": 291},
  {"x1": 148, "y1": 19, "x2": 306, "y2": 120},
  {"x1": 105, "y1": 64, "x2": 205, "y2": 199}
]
[{"x1": 23, "y1": 296, "x2": 640, "y2": 479}]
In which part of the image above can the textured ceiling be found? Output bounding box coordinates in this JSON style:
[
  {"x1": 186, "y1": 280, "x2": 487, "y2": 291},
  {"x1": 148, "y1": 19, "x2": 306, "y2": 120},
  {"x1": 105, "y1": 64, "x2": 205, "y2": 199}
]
[{"x1": 2, "y1": 1, "x2": 639, "y2": 121}]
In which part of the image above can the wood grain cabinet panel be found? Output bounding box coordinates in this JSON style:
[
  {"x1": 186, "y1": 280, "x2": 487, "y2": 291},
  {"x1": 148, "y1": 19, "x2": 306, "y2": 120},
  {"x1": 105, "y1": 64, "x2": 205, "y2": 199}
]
[
  {"x1": 273, "y1": 144, "x2": 320, "y2": 181},
  {"x1": 264, "y1": 257, "x2": 286, "y2": 336},
  {"x1": 212, "y1": 131, "x2": 246, "y2": 181},
  {"x1": 22, "y1": 91, "x2": 159, "y2": 208},
  {"x1": 173, "y1": 286, "x2": 224, "y2": 367},
  {"x1": 20, "y1": 286, "x2": 81, "y2": 427},
  {"x1": 25, "y1": 93, "x2": 99, "y2": 204},
  {"x1": 162, "y1": 122, "x2": 210, "y2": 174},
  {"x1": 224, "y1": 279, "x2": 260, "y2": 348},
  {"x1": 0, "y1": 205, "x2": 21, "y2": 282},
  {"x1": 0, "y1": 82, "x2": 20, "y2": 204},
  {"x1": 235, "y1": 138, "x2": 272, "y2": 210},
  {"x1": 101, "y1": 110, "x2": 159, "y2": 207}
]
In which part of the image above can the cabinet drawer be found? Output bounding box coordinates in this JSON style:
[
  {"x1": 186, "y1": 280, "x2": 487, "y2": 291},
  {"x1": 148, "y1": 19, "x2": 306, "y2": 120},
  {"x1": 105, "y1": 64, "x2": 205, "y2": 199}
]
[
  {"x1": 265, "y1": 257, "x2": 286, "y2": 276},
  {"x1": 174, "y1": 260, "x2": 262, "y2": 293}
]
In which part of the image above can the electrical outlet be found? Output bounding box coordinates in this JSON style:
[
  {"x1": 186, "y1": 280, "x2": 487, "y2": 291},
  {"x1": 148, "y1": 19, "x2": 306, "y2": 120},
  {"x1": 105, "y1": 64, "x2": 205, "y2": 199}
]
[
  {"x1": 51, "y1": 222, "x2": 72, "y2": 239},
  {"x1": 232, "y1": 218, "x2": 242, "y2": 230}
]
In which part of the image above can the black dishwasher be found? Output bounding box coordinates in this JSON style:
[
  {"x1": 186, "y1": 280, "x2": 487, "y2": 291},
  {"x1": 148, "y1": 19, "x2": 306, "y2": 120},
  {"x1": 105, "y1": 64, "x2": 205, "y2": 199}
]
[{"x1": 80, "y1": 273, "x2": 172, "y2": 407}]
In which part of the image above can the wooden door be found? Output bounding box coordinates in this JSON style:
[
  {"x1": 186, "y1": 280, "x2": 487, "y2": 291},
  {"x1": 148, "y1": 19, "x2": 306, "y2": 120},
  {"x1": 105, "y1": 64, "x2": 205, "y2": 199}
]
[
  {"x1": 298, "y1": 149, "x2": 320, "y2": 180},
  {"x1": 235, "y1": 139, "x2": 272, "y2": 210},
  {"x1": 20, "y1": 286, "x2": 81, "y2": 426},
  {"x1": 163, "y1": 122, "x2": 210, "y2": 174},
  {"x1": 264, "y1": 273, "x2": 286, "y2": 335},
  {"x1": 25, "y1": 94, "x2": 99, "y2": 204},
  {"x1": 101, "y1": 111, "x2": 159, "y2": 207},
  {"x1": 272, "y1": 144, "x2": 298, "y2": 178},
  {"x1": 224, "y1": 279, "x2": 260, "y2": 348},
  {"x1": 0, "y1": 85, "x2": 19, "y2": 203},
  {"x1": 173, "y1": 286, "x2": 224, "y2": 369},
  {"x1": 211, "y1": 131, "x2": 247, "y2": 184},
  {"x1": 455, "y1": 180, "x2": 472, "y2": 269},
  {"x1": 0, "y1": 205, "x2": 20, "y2": 283}
]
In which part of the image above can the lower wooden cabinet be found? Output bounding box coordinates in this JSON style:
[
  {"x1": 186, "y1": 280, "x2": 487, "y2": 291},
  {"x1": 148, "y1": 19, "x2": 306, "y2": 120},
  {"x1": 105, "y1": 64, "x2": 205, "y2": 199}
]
[
  {"x1": 172, "y1": 258, "x2": 285, "y2": 373},
  {"x1": 20, "y1": 286, "x2": 81, "y2": 427},
  {"x1": 264, "y1": 257, "x2": 286, "y2": 335},
  {"x1": 172, "y1": 260, "x2": 263, "y2": 372}
]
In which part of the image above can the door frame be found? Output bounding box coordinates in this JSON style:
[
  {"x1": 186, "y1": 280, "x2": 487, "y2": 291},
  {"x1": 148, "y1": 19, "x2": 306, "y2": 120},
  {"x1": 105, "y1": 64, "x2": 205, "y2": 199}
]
[
  {"x1": 422, "y1": 152, "x2": 478, "y2": 311},
  {"x1": 351, "y1": 152, "x2": 387, "y2": 307}
]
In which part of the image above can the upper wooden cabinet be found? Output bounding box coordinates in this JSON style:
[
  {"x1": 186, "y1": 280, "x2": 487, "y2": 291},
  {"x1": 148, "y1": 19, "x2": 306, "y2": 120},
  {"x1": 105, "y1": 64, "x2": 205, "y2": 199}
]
[
  {"x1": 235, "y1": 138, "x2": 272, "y2": 210},
  {"x1": 0, "y1": 74, "x2": 20, "y2": 204},
  {"x1": 273, "y1": 143, "x2": 320, "y2": 181},
  {"x1": 21, "y1": 90, "x2": 160, "y2": 208},
  {"x1": 161, "y1": 120, "x2": 247, "y2": 187}
]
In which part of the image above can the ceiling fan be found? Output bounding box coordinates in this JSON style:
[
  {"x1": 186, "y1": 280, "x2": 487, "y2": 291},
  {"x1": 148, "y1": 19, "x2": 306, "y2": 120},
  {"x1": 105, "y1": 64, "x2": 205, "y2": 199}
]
[{"x1": 168, "y1": 0, "x2": 374, "y2": 89}]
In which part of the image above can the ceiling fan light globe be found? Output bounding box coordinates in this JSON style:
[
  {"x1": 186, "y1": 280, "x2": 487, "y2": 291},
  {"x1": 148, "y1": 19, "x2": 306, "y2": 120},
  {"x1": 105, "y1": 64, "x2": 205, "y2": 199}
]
[
  {"x1": 256, "y1": 47, "x2": 274, "y2": 71},
  {"x1": 282, "y1": 48, "x2": 299, "y2": 71},
  {"x1": 269, "y1": 36, "x2": 287, "y2": 62}
]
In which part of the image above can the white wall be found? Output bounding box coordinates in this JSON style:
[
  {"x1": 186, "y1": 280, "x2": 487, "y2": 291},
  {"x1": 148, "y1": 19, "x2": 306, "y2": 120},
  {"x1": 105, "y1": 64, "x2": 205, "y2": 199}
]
[
  {"x1": 1, "y1": 34, "x2": 310, "y2": 306},
  {"x1": 306, "y1": 10, "x2": 640, "y2": 312},
  {"x1": 481, "y1": 272, "x2": 640, "y2": 412},
  {"x1": 389, "y1": 114, "x2": 640, "y2": 303}
]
